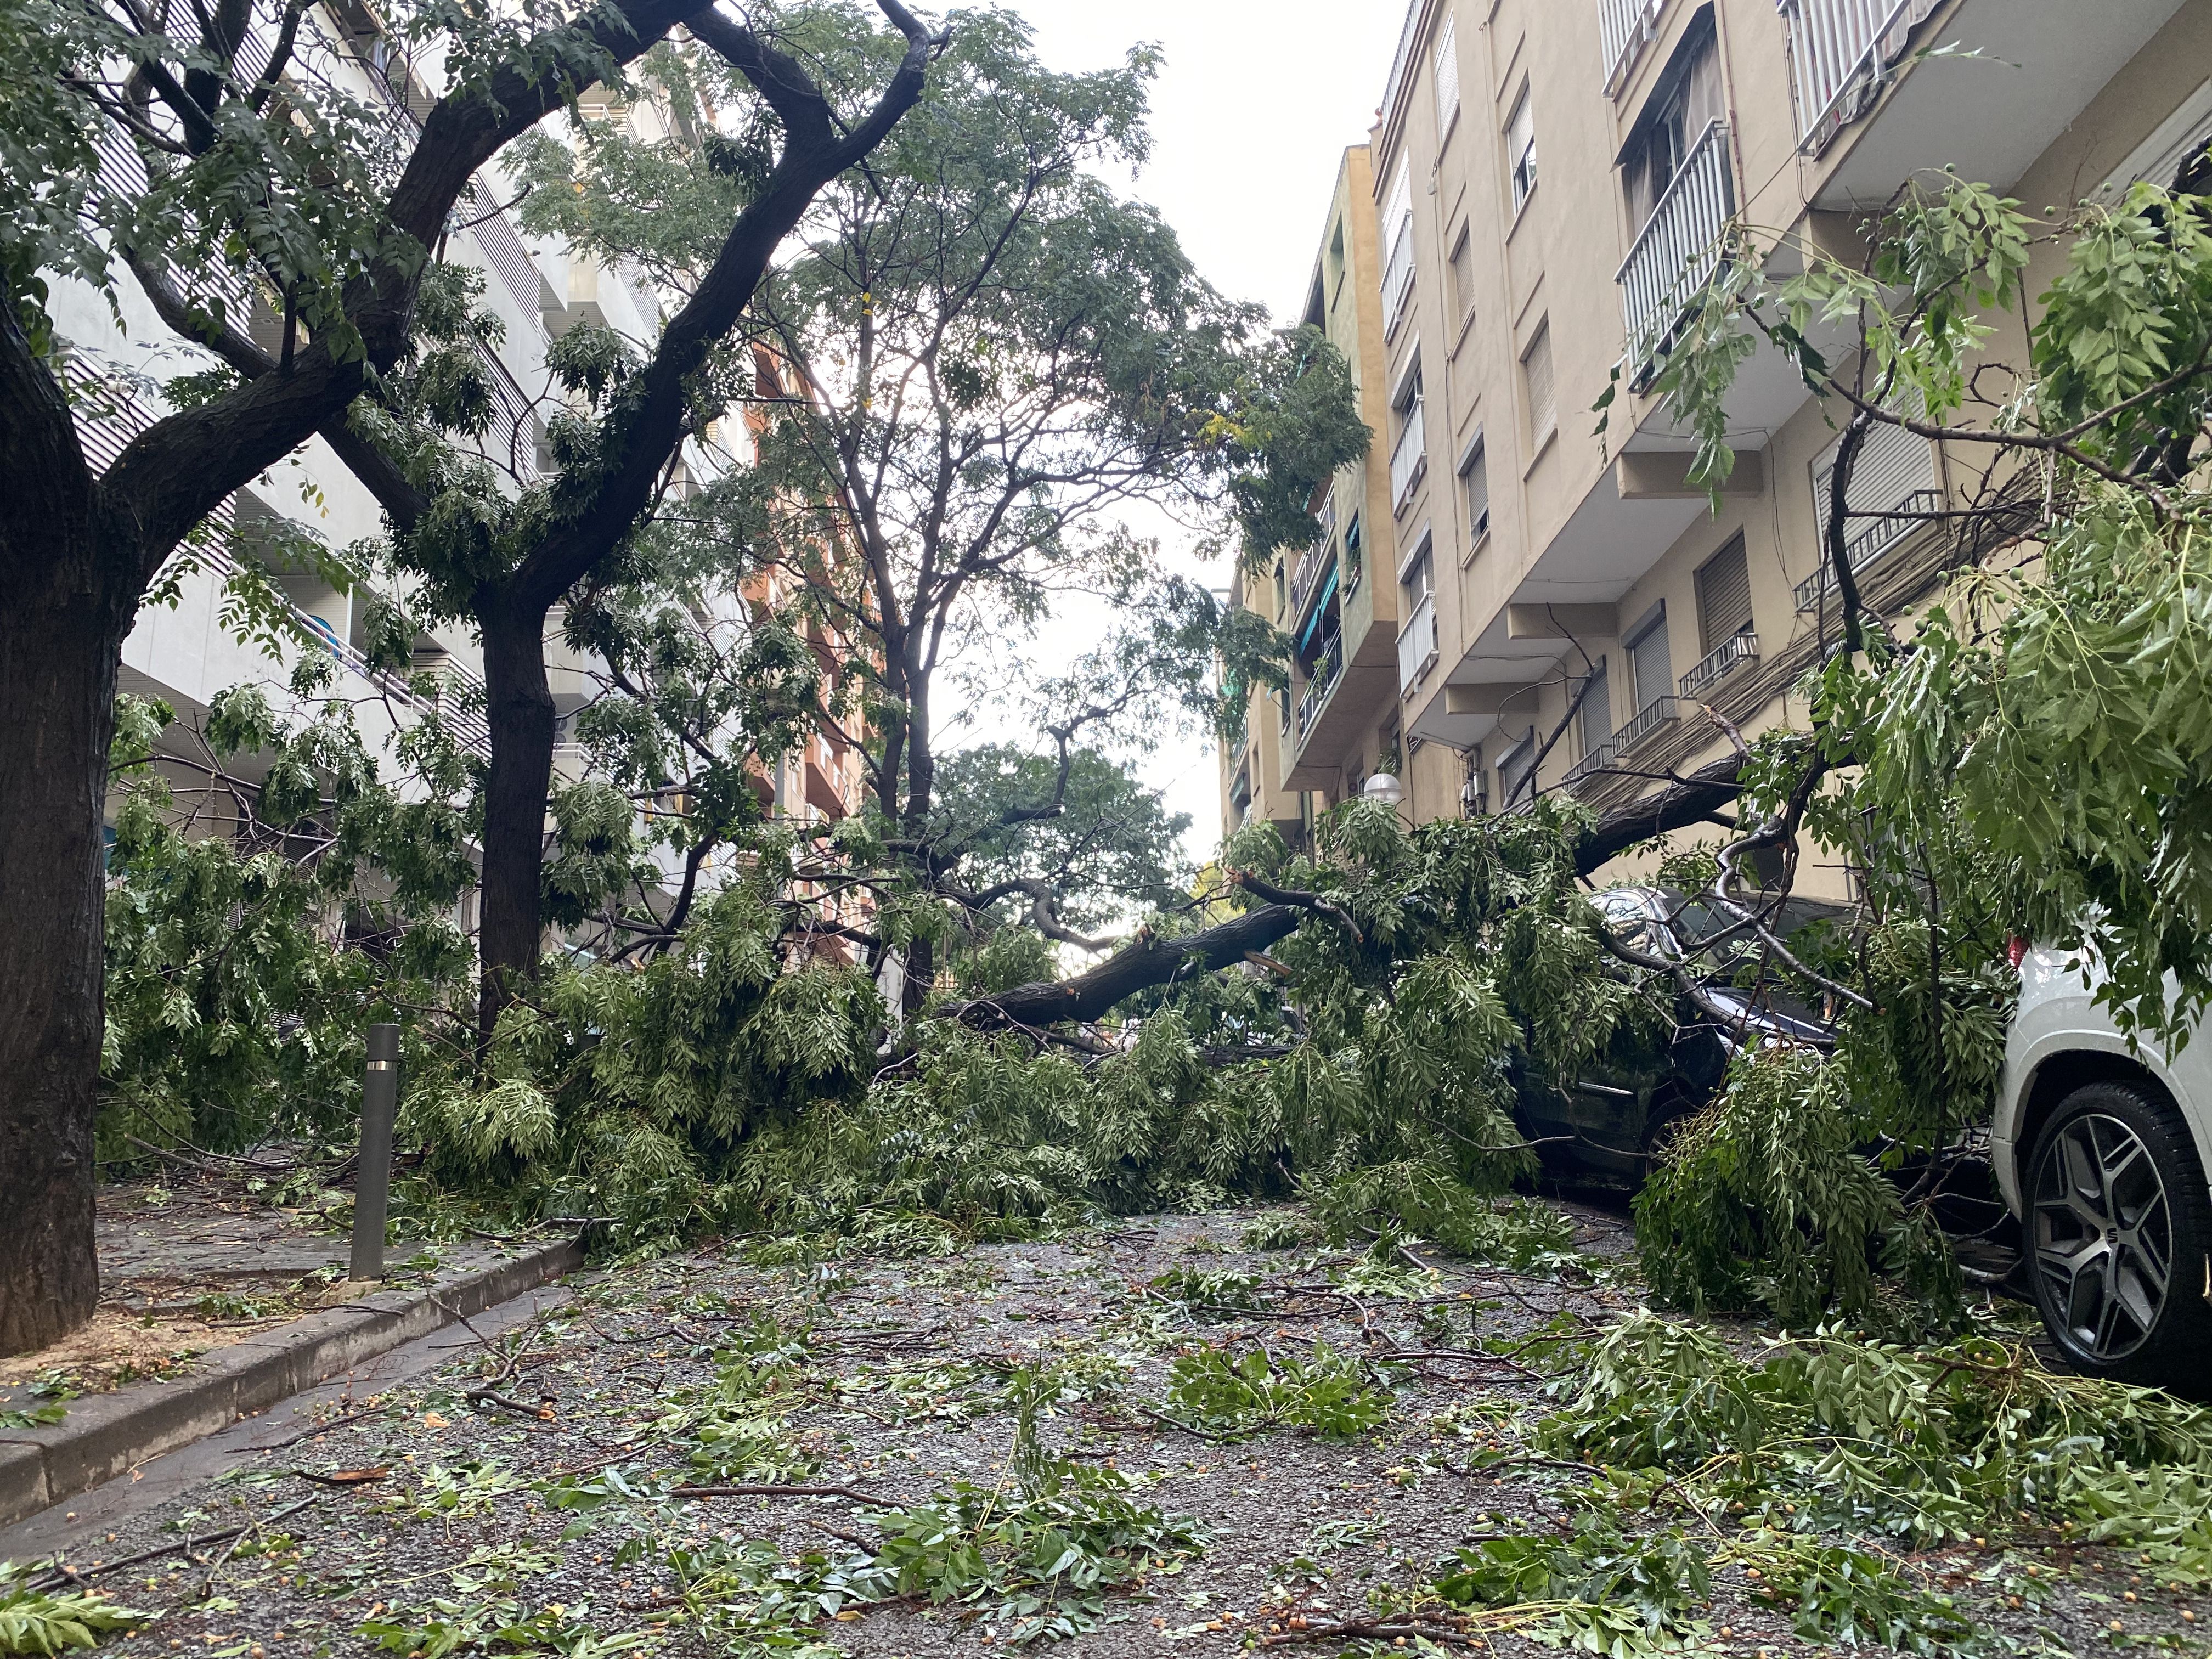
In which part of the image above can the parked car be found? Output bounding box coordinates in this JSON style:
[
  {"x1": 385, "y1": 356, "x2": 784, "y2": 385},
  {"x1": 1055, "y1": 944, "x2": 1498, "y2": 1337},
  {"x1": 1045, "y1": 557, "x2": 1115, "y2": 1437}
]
[
  {"x1": 1524, "y1": 885, "x2": 1847, "y2": 1181},
  {"x1": 1995, "y1": 947, "x2": 2212, "y2": 1390}
]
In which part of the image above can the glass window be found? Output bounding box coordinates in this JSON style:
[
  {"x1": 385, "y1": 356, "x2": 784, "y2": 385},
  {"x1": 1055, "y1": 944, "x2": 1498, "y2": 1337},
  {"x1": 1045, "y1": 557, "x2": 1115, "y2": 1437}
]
[
  {"x1": 1506, "y1": 91, "x2": 1537, "y2": 210},
  {"x1": 1400, "y1": 541, "x2": 1433, "y2": 612},
  {"x1": 1459, "y1": 437, "x2": 1490, "y2": 544},
  {"x1": 1447, "y1": 225, "x2": 1475, "y2": 325},
  {"x1": 1621, "y1": 29, "x2": 1724, "y2": 229}
]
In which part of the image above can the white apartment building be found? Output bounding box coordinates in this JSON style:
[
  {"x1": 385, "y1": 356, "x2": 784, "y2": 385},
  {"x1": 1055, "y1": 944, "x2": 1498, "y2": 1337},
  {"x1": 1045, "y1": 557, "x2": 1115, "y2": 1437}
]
[{"x1": 1228, "y1": 0, "x2": 2212, "y2": 876}]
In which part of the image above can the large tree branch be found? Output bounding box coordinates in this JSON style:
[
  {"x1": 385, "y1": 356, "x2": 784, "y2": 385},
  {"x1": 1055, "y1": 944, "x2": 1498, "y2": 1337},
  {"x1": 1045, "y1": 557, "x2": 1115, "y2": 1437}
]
[
  {"x1": 96, "y1": 0, "x2": 714, "y2": 588},
  {"x1": 506, "y1": 1, "x2": 935, "y2": 616}
]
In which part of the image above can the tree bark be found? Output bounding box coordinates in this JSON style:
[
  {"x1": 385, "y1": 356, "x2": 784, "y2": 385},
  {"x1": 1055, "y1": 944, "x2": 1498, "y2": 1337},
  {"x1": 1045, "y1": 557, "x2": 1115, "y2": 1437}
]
[
  {"x1": 476, "y1": 595, "x2": 559, "y2": 1046},
  {"x1": 0, "y1": 338, "x2": 119, "y2": 1353}
]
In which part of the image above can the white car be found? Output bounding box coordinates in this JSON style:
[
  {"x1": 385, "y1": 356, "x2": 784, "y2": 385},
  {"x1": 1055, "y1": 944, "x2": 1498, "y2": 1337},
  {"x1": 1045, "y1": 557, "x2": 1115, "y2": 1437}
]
[{"x1": 1994, "y1": 947, "x2": 2212, "y2": 1390}]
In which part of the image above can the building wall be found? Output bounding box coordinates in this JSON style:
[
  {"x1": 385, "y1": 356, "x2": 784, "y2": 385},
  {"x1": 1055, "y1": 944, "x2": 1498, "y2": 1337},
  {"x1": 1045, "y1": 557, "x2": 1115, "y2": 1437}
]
[{"x1": 1290, "y1": 0, "x2": 2212, "y2": 885}]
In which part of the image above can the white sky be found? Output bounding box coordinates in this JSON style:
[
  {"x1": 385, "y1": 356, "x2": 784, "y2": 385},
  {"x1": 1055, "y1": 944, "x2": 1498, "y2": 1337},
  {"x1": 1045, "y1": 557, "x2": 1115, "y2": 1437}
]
[{"x1": 956, "y1": 1, "x2": 1405, "y2": 869}]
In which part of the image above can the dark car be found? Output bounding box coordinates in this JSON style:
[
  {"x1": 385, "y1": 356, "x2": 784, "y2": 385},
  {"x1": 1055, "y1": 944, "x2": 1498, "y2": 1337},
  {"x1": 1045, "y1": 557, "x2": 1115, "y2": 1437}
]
[{"x1": 1516, "y1": 885, "x2": 1850, "y2": 1182}]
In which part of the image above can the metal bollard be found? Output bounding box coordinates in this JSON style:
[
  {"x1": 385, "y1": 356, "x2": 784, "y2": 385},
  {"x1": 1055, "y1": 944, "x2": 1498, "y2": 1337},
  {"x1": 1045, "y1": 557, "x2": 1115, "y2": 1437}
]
[{"x1": 349, "y1": 1023, "x2": 401, "y2": 1281}]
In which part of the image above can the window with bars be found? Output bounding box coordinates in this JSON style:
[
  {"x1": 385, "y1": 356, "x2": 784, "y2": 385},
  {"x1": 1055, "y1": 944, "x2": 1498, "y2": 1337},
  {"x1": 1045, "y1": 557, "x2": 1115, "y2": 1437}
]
[
  {"x1": 1506, "y1": 90, "x2": 1537, "y2": 210},
  {"x1": 1523, "y1": 323, "x2": 1555, "y2": 444},
  {"x1": 1695, "y1": 535, "x2": 1753, "y2": 652}
]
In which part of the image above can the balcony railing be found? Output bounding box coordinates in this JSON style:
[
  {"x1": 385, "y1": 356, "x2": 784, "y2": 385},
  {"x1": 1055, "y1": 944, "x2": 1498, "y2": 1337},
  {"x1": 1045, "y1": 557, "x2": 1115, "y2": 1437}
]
[
  {"x1": 1781, "y1": 0, "x2": 1938, "y2": 154},
  {"x1": 1390, "y1": 400, "x2": 1427, "y2": 514},
  {"x1": 1793, "y1": 487, "x2": 1943, "y2": 610},
  {"x1": 1616, "y1": 120, "x2": 1734, "y2": 383},
  {"x1": 1296, "y1": 632, "x2": 1345, "y2": 739},
  {"x1": 1381, "y1": 219, "x2": 1416, "y2": 340},
  {"x1": 1566, "y1": 696, "x2": 1681, "y2": 788},
  {"x1": 1598, "y1": 0, "x2": 1668, "y2": 93},
  {"x1": 1679, "y1": 630, "x2": 1759, "y2": 698},
  {"x1": 1396, "y1": 592, "x2": 1437, "y2": 692},
  {"x1": 1288, "y1": 537, "x2": 1331, "y2": 619}
]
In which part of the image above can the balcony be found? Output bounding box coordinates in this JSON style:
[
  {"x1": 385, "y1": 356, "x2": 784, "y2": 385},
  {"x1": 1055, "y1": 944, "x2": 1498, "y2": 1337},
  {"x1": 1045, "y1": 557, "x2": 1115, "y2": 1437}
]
[
  {"x1": 1598, "y1": 0, "x2": 1669, "y2": 94},
  {"x1": 1679, "y1": 631, "x2": 1759, "y2": 698},
  {"x1": 1288, "y1": 538, "x2": 1332, "y2": 620},
  {"x1": 1780, "y1": 0, "x2": 1941, "y2": 155},
  {"x1": 1565, "y1": 696, "x2": 1681, "y2": 789},
  {"x1": 1296, "y1": 631, "x2": 1345, "y2": 740},
  {"x1": 1616, "y1": 120, "x2": 1734, "y2": 385},
  {"x1": 1396, "y1": 592, "x2": 1437, "y2": 693},
  {"x1": 1793, "y1": 488, "x2": 1943, "y2": 610},
  {"x1": 1389, "y1": 400, "x2": 1427, "y2": 514},
  {"x1": 1381, "y1": 219, "x2": 1415, "y2": 341}
]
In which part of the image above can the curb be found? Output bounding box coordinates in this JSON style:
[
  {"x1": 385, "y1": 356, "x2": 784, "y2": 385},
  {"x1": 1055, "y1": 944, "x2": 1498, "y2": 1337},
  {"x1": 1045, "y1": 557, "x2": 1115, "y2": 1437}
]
[{"x1": 0, "y1": 1234, "x2": 585, "y2": 1528}]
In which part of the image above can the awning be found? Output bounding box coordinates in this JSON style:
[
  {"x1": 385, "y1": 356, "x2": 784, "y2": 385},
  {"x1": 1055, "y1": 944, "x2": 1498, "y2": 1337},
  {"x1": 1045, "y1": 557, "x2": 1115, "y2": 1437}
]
[{"x1": 1296, "y1": 566, "x2": 1340, "y2": 652}]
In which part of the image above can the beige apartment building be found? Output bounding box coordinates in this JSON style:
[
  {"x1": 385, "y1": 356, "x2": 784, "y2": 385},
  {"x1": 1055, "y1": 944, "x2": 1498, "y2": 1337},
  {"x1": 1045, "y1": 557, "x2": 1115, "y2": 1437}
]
[{"x1": 1222, "y1": 0, "x2": 2212, "y2": 879}]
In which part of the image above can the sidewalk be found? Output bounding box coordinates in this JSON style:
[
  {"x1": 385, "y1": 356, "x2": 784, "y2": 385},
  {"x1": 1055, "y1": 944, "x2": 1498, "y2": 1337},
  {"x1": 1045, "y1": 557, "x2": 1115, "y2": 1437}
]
[{"x1": 0, "y1": 1159, "x2": 584, "y2": 1525}]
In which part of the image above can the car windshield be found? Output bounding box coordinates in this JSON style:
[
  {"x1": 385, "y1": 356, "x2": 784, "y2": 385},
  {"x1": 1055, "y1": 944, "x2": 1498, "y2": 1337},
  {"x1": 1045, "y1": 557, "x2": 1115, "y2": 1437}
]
[{"x1": 1667, "y1": 895, "x2": 1846, "y2": 968}]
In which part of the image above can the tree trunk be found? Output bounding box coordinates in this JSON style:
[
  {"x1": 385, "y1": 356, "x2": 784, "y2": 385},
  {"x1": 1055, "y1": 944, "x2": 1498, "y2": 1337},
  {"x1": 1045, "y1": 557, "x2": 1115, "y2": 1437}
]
[
  {"x1": 0, "y1": 531, "x2": 123, "y2": 1356},
  {"x1": 476, "y1": 591, "x2": 559, "y2": 1048}
]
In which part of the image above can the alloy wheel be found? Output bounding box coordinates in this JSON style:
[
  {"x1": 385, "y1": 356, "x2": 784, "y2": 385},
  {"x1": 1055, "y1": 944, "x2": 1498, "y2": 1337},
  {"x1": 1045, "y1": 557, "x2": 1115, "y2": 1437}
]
[{"x1": 2032, "y1": 1111, "x2": 2174, "y2": 1361}]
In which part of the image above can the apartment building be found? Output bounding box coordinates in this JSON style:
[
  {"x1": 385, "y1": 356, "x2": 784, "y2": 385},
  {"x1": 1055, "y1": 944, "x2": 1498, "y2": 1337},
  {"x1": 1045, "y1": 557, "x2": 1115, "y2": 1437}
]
[
  {"x1": 1221, "y1": 145, "x2": 1442, "y2": 845},
  {"x1": 58, "y1": 1, "x2": 870, "y2": 919},
  {"x1": 1225, "y1": 0, "x2": 2212, "y2": 870}
]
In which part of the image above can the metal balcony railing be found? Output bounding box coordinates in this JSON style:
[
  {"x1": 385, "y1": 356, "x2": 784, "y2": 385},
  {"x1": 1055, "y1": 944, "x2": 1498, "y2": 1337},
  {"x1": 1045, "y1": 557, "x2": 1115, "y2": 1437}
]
[
  {"x1": 1382, "y1": 219, "x2": 1416, "y2": 340},
  {"x1": 1598, "y1": 0, "x2": 1669, "y2": 93},
  {"x1": 1396, "y1": 592, "x2": 1437, "y2": 692},
  {"x1": 1567, "y1": 696, "x2": 1682, "y2": 788},
  {"x1": 1793, "y1": 487, "x2": 1943, "y2": 610},
  {"x1": 1390, "y1": 400, "x2": 1427, "y2": 514},
  {"x1": 1679, "y1": 630, "x2": 1759, "y2": 698},
  {"x1": 1296, "y1": 632, "x2": 1345, "y2": 739},
  {"x1": 1780, "y1": 0, "x2": 1938, "y2": 154},
  {"x1": 1616, "y1": 120, "x2": 1735, "y2": 383},
  {"x1": 1288, "y1": 538, "x2": 1331, "y2": 620}
]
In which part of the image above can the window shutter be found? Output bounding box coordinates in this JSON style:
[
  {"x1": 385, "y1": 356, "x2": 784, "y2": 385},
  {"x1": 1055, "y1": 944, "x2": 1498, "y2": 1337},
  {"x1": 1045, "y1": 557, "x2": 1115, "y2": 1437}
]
[
  {"x1": 1695, "y1": 537, "x2": 1753, "y2": 652},
  {"x1": 1629, "y1": 611, "x2": 1672, "y2": 713},
  {"x1": 1811, "y1": 405, "x2": 1937, "y2": 569},
  {"x1": 1524, "y1": 326, "x2": 1555, "y2": 440},
  {"x1": 1578, "y1": 659, "x2": 1611, "y2": 755},
  {"x1": 1433, "y1": 19, "x2": 1460, "y2": 133}
]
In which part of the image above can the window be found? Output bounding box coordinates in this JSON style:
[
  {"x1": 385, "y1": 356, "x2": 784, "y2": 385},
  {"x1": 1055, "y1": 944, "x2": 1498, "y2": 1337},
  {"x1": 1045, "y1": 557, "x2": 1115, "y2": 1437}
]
[
  {"x1": 1695, "y1": 535, "x2": 1754, "y2": 652},
  {"x1": 1522, "y1": 324, "x2": 1555, "y2": 445},
  {"x1": 1400, "y1": 539, "x2": 1434, "y2": 612},
  {"x1": 1458, "y1": 432, "x2": 1491, "y2": 545},
  {"x1": 1344, "y1": 510, "x2": 1364, "y2": 586},
  {"x1": 1578, "y1": 658, "x2": 1611, "y2": 757},
  {"x1": 1273, "y1": 559, "x2": 1287, "y2": 619},
  {"x1": 1447, "y1": 224, "x2": 1475, "y2": 326},
  {"x1": 1383, "y1": 154, "x2": 1413, "y2": 250},
  {"x1": 1626, "y1": 605, "x2": 1672, "y2": 715},
  {"x1": 1433, "y1": 18, "x2": 1460, "y2": 139},
  {"x1": 1499, "y1": 729, "x2": 1537, "y2": 808},
  {"x1": 1621, "y1": 24, "x2": 1724, "y2": 230},
  {"x1": 1505, "y1": 90, "x2": 1537, "y2": 211}
]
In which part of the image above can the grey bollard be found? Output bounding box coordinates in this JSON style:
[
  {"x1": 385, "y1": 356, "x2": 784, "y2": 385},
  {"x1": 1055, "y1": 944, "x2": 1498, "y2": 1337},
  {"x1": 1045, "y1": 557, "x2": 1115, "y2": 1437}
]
[{"x1": 349, "y1": 1023, "x2": 402, "y2": 1280}]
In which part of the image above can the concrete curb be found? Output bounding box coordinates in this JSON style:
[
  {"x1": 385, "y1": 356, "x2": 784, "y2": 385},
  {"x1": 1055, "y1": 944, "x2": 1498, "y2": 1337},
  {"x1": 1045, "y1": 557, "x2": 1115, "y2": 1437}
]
[{"x1": 0, "y1": 1233, "x2": 585, "y2": 1527}]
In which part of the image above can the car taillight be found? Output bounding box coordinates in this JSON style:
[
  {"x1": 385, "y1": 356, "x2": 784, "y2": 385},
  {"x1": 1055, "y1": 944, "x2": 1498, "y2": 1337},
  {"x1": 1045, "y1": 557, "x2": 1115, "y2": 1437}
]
[{"x1": 2006, "y1": 935, "x2": 2029, "y2": 970}]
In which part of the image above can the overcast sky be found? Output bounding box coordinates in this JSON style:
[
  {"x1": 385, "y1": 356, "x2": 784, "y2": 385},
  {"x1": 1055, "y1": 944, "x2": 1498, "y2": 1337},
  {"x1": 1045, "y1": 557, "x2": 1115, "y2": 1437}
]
[{"x1": 962, "y1": 1, "x2": 1406, "y2": 868}]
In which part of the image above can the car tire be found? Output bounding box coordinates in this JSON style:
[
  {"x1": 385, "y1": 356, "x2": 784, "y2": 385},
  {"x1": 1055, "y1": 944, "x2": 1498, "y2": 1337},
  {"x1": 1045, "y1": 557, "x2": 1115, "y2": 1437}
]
[{"x1": 2024, "y1": 1080, "x2": 2212, "y2": 1395}]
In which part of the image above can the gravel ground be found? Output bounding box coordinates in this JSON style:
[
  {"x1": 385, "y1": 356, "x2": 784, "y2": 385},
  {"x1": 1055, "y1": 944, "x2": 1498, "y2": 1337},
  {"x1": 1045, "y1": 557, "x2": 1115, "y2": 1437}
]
[{"x1": 18, "y1": 1202, "x2": 2208, "y2": 1659}]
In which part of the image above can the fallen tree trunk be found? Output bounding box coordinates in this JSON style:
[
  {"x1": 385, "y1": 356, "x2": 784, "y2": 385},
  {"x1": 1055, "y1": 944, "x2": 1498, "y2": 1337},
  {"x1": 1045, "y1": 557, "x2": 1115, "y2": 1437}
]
[
  {"x1": 950, "y1": 757, "x2": 1752, "y2": 1034},
  {"x1": 947, "y1": 903, "x2": 1306, "y2": 1029},
  {"x1": 1576, "y1": 753, "x2": 1748, "y2": 873}
]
